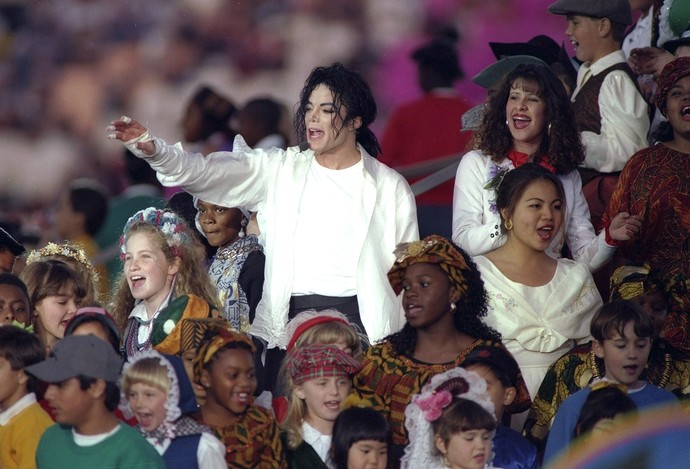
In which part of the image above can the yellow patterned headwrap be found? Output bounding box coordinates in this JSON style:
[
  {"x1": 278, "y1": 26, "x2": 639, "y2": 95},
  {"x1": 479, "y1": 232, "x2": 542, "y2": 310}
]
[
  {"x1": 388, "y1": 235, "x2": 470, "y2": 298},
  {"x1": 192, "y1": 323, "x2": 255, "y2": 384},
  {"x1": 609, "y1": 264, "x2": 664, "y2": 302}
]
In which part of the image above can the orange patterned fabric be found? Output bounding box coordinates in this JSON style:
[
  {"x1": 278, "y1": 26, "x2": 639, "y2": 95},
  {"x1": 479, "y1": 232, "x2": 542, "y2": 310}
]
[
  {"x1": 352, "y1": 338, "x2": 530, "y2": 446},
  {"x1": 603, "y1": 144, "x2": 690, "y2": 353},
  {"x1": 197, "y1": 404, "x2": 286, "y2": 469}
]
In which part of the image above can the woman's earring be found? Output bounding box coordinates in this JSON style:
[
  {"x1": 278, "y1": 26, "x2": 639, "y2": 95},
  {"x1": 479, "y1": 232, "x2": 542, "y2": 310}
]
[
  {"x1": 450, "y1": 303, "x2": 456, "y2": 311},
  {"x1": 504, "y1": 218, "x2": 514, "y2": 230},
  {"x1": 547, "y1": 122, "x2": 552, "y2": 134},
  {"x1": 239, "y1": 217, "x2": 248, "y2": 238}
]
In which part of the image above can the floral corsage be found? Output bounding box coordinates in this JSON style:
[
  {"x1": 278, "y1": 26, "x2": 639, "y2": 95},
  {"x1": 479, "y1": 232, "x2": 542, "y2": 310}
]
[{"x1": 484, "y1": 163, "x2": 509, "y2": 213}]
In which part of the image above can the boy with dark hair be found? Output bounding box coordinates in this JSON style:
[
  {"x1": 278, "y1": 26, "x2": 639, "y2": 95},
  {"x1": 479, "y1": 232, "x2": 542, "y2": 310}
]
[
  {"x1": 54, "y1": 178, "x2": 110, "y2": 300},
  {"x1": 0, "y1": 227, "x2": 25, "y2": 274},
  {"x1": 462, "y1": 344, "x2": 538, "y2": 469},
  {"x1": 0, "y1": 326, "x2": 52, "y2": 469},
  {"x1": 26, "y1": 335, "x2": 164, "y2": 469},
  {"x1": 543, "y1": 300, "x2": 678, "y2": 465},
  {"x1": 548, "y1": 0, "x2": 649, "y2": 229}
]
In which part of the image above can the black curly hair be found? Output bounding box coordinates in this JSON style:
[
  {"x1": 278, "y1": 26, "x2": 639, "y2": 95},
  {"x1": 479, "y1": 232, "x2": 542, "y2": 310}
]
[
  {"x1": 293, "y1": 62, "x2": 381, "y2": 157},
  {"x1": 474, "y1": 63, "x2": 584, "y2": 175},
  {"x1": 385, "y1": 245, "x2": 501, "y2": 356}
]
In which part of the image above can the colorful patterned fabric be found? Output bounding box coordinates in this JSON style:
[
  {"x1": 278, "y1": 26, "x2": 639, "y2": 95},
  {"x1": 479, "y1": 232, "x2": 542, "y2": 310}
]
[
  {"x1": 388, "y1": 235, "x2": 470, "y2": 298},
  {"x1": 602, "y1": 144, "x2": 690, "y2": 353},
  {"x1": 199, "y1": 405, "x2": 286, "y2": 469},
  {"x1": 523, "y1": 338, "x2": 690, "y2": 453},
  {"x1": 285, "y1": 344, "x2": 362, "y2": 385},
  {"x1": 352, "y1": 339, "x2": 530, "y2": 447},
  {"x1": 180, "y1": 318, "x2": 231, "y2": 355},
  {"x1": 655, "y1": 57, "x2": 690, "y2": 117},
  {"x1": 208, "y1": 235, "x2": 263, "y2": 332}
]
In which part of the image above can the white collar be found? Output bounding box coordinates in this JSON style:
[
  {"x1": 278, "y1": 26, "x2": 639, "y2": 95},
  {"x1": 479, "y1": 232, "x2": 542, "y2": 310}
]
[
  {"x1": 302, "y1": 421, "x2": 332, "y2": 465},
  {"x1": 0, "y1": 393, "x2": 37, "y2": 425}
]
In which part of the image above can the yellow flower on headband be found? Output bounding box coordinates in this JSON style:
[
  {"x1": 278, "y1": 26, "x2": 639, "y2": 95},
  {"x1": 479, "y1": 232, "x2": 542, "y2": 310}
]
[{"x1": 342, "y1": 394, "x2": 374, "y2": 410}]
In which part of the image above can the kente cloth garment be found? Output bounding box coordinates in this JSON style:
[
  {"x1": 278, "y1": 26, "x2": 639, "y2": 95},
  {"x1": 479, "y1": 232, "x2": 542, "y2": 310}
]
[
  {"x1": 474, "y1": 256, "x2": 602, "y2": 399},
  {"x1": 208, "y1": 234, "x2": 263, "y2": 332},
  {"x1": 199, "y1": 405, "x2": 286, "y2": 469},
  {"x1": 352, "y1": 338, "x2": 531, "y2": 447},
  {"x1": 524, "y1": 338, "x2": 690, "y2": 453},
  {"x1": 603, "y1": 144, "x2": 690, "y2": 354},
  {"x1": 123, "y1": 294, "x2": 219, "y2": 357}
]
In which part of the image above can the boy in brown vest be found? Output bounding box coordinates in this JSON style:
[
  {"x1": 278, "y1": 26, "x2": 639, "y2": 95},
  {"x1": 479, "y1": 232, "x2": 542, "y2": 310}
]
[{"x1": 548, "y1": 0, "x2": 649, "y2": 230}]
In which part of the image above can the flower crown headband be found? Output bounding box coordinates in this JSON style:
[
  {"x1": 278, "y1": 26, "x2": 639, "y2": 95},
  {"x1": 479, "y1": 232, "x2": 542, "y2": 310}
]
[
  {"x1": 120, "y1": 208, "x2": 192, "y2": 260},
  {"x1": 26, "y1": 242, "x2": 100, "y2": 286}
]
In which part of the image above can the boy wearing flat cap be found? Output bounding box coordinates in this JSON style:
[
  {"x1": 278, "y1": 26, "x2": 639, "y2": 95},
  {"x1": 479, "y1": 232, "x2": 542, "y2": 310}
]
[
  {"x1": 26, "y1": 335, "x2": 164, "y2": 469},
  {"x1": 548, "y1": 0, "x2": 649, "y2": 230}
]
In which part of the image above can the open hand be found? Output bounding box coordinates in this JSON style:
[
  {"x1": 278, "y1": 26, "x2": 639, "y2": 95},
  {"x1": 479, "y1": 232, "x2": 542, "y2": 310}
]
[
  {"x1": 106, "y1": 116, "x2": 155, "y2": 155},
  {"x1": 608, "y1": 212, "x2": 642, "y2": 241}
]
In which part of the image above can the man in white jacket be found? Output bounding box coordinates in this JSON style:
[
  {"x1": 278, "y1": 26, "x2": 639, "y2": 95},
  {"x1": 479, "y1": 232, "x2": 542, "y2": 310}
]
[{"x1": 108, "y1": 63, "x2": 419, "y2": 389}]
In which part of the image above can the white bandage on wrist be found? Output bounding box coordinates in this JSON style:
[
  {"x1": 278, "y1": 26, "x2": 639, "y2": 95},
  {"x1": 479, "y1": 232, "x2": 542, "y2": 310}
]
[{"x1": 123, "y1": 130, "x2": 152, "y2": 156}]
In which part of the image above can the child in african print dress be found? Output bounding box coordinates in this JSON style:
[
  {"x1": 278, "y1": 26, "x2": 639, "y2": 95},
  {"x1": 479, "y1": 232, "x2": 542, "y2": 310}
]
[
  {"x1": 193, "y1": 322, "x2": 286, "y2": 468},
  {"x1": 352, "y1": 235, "x2": 530, "y2": 461}
]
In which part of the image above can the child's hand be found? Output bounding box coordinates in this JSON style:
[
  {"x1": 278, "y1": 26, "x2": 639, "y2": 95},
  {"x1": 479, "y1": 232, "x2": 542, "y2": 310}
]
[{"x1": 106, "y1": 116, "x2": 156, "y2": 155}]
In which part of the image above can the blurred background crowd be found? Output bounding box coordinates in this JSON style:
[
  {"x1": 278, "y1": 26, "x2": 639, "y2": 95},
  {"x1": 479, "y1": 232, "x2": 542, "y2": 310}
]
[{"x1": 0, "y1": 0, "x2": 564, "y2": 244}]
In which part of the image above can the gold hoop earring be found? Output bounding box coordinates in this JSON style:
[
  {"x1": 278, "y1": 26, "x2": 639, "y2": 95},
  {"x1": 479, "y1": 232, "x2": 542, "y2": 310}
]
[{"x1": 504, "y1": 219, "x2": 514, "y2": 230}]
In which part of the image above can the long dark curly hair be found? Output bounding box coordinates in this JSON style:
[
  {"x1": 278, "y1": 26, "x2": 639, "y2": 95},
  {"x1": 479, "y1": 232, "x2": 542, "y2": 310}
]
[
  {"x1": 385, "y1": 248, "x2": 500, "y2": 356},
  {"x1": 293, "y1": 62, "x2": 381, "y2": 157},
  {"x1": 474, "y1": 63, "x2": 584, "y2": 175}
]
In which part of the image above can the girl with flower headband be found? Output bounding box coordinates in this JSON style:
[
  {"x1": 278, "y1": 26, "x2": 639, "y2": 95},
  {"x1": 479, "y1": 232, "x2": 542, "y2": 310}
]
[
  {"x1": 121, "y1": 350, "x2": 226, "y2": 469},
  {"x1": 111, "y1": 207, "x2": 220, "y2": 357},
  {"x1": 452, "y1": 63, "x2": 640, "y2": 270},
  {"x1": 402, "y1": 367, "x2": 498, "y2": 469},
  {"x1": 353, "y1": 234, "x2": 530, "y2": 455},
  {"x1": 20, "y1": 259, "x2": 86, "y2": 352},
  {"x1": 192, "y1": 323, "x2": 286, "y2": 468},
  {"x1": 27, "y1": 242, "x2": 101, "y2": 308},
  {"x1": 194, "y1": 198, "x2": 265, "y2": 333},
  {"x1": 281, "y1": 344, "x2": 362, "y2": 469}
]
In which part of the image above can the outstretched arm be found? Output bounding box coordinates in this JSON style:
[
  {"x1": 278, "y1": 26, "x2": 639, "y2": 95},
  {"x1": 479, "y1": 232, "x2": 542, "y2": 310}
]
[{"x1": 106, "y1": 116, "x2": 156, "y2": 155}]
